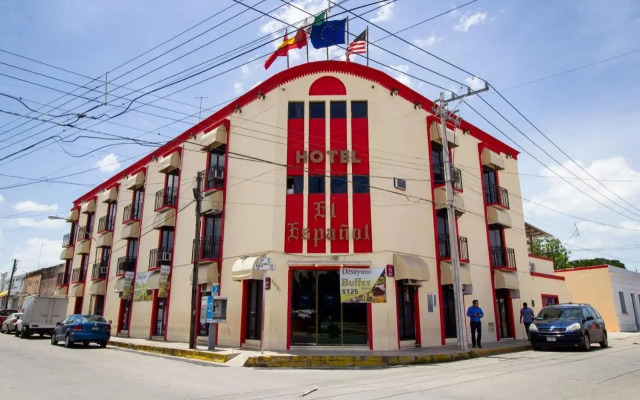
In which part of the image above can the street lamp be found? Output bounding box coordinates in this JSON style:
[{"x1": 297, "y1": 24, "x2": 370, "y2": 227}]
[{"x1": 48, "y1": 216, "x2": 66, "y2": 220}]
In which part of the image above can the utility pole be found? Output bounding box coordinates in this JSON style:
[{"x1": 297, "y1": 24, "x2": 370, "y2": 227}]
[
  {"x1": 194, "y1": 97, "x2": 208, "y2": 121},
  {"x1": 189, "y1": 172, "x2": 203, "y2": 349},
  {"x1": 4, "y1": 259, "x2": 17, "y2": 309},
  {"x1": 435, "y1": 83, "x2": 488, "y2": 351}
]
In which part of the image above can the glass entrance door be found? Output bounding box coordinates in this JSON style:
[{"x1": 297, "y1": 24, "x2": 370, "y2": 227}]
[
  {"x1": 119, "y1": 299, "x2": 131, "y2": 332},
  {"x1": 397, "y1": 281, "x2": 416, "y2": 341},
  {"x1": 442, "y1": 285, "x2": 457, "y2": 338},
  {"x1": 244, "y1": 280, "x2": 263, "y2": 340},
  {"x1": 290, "y1": 269, "x2": 368, "y2": 346},
  {"x1": 495, "y1": 289, "x2": 512, "y2": 338},
  {"x1": 154, "y1": 297, "x2": 167, "y2": 336}
]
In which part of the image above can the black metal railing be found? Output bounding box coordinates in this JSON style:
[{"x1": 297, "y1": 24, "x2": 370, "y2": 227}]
[
  {"x1": 97, "y1": 214, "x2": 116, "y2": 232},
  {"x1": 432, "y1": 163, "x2": 463, "y2": 190},
  {"x1": 155, "y1": 188, "x2": 177, "y2": 210},
  {"x1": 116, "y1": 256, "x2": 137, "y2": 275},
  {"x1": 71, "y1": 267, "x2": 86, "y2": 283},
  {"x1": 204, "y1": 166, "x2": 225, "y2": 190},
  {"x1": 62, "y1": 233, "x2": 72, "y2": 247},
  {"x1": 484, "y1": 183, "x2": 509, "y2": 209},
  {"x1": 149, "y1": 248, "x2": 172, "y2": 270},
  {"x1": 122, "y1": 204, "x2": 142, "y2": 223},
  {"x1": 438, "y1": 234, "x2": 469, "y2": 261},
  {"x1": 490, "y1": 246, "x2": 516, "y2": 268},
  {"x1": 76, "y1": 226, "x2": 90, "y2": 242},
  {"x1": 91, "y1": 261, "x2": 109, "y2": 280},
  {"x1": 192, "y1": 235, "x2": 221, "y2": 261}
]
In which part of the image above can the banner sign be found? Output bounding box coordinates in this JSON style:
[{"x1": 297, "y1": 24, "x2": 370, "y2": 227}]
[
  {"x1": 122, "y1": 272, "x2": 135, "y2": 300},
  {"x1": 340, "y1": 267, "x2": 386, "y2": 303},
  {"x1": 133, "y1": 272, "x2": 152, "y2": 302},
  {"x1": 157, "y1": 265, "x2": 171, "y2": 298}
]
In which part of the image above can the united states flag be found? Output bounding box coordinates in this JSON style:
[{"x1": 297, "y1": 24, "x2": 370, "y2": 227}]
[{"x1": 346, "y1": 29, "x2": 367, "y2": 61}]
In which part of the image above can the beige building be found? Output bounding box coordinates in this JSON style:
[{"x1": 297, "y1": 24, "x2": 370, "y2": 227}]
[
  {"x1": 557, "y1": 265, "x2": 640, "y2": 332},
  {"x1": 56, "y1": 61, "x2": 571, "y2": 350}
]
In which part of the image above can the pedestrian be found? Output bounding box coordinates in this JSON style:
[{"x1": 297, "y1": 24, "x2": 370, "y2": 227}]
[
  {"x1": 466, "y1": 299, "x2": 484, "y2": 348},
  {"x1": 520, "y1": 302, "x2": 535, "y2": 340}
]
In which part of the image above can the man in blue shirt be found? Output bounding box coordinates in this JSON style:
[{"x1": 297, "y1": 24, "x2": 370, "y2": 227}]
[
  {"x1": 467, "y1": 299, "x2": 484, "y2": 348},
  {"x1": 520, "y1": 302, "x2": 535, "y2": 340}
]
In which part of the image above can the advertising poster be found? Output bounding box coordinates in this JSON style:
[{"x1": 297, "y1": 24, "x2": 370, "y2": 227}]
[
  {"x1": 157, "y1": 265, "x2": 171, "y2": 298},
  {"x1": 133, "y1": 272, "x2": 152, "y2": 302},
  {"x1": 340, "y1": 268, "x2": 386, "y2": 303},
  {"x1": 122, "y1": 272, "x2": 134, "y2": 300}
]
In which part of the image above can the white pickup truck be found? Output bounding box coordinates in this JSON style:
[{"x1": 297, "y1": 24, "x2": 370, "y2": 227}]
[{"x1": 18, "y1": 295, "x2": 68, "y2": 338}]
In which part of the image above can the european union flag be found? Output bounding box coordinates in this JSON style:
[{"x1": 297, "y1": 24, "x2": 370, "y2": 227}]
[{"x1": 310, "y1": 18, "x2": 347, "y2": 49}]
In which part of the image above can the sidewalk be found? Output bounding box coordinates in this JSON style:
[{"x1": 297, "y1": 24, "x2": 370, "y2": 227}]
[{"x1": 108, "y1": 336, "x2": 531, "y2": 368}]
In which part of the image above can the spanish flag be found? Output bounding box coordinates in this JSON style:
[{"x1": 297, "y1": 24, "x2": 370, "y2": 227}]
[{"x1": 264, "y1": 28, "x2": 308, "y2": 70}]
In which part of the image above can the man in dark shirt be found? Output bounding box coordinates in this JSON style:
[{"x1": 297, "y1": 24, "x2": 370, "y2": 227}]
[
  {"x1": 466, "y1": 299, "x2": 484, "y2": 348},
  {"x1": 520, "y1": 302, "x2": 535, "y2": 340}
]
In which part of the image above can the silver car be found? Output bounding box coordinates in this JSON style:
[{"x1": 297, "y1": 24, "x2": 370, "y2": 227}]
[{"x1": 1, "y1": 313, "x2": 23, "y2": 334}]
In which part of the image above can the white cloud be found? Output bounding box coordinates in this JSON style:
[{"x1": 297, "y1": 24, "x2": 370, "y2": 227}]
[
  {"x1": 234, "y1": 82, "x2": 244, "y2": 94},
  {"x1": 387, "y1": 64, "x2": 411, "y2": 87},
  {"x1": 10, "y1": 237, "x2": 63, "y2": 271},
  {"x1": 465, "y1": 76, "x2": 486, "y2": 90},
  {"x1": 0, "y1": 194, "x2": 4, "y2": 202},
  {"x1": 95, "y1": 153, "x2": 120, "y2": 172},
  {"x1": 259, "y1": 0, "x2": 326, "y2": 36},
  {"x1": 370, "y1": 1, "x2": 395, "y2": 23},
  {"x1": 454, "y1": 12, "x2": 487, "y2": 32},
  {"x1": 7, "y1": 218, "x2": 65, "y2": 229},
  {"x1": 241, "y1": 64, "x2": 251, "y2": 77},
  {"x1": 13, "y1": 201, "x2": 58, "y2": 213},
  {"x1": 413, "y1": 32, "x2": 443, "y2": 48}
]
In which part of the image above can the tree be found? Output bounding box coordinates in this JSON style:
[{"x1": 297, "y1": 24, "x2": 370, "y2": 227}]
[
  {"x1": 530, "y1": 237, "x2": 571, "y2": 270},
  {"x1": 568, "y1": 258, "x2": 626, "y2": 269}
]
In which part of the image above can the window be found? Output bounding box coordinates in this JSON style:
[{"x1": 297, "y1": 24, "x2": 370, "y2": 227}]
[
  {"x1": 100, "y1": 247, "x2": 111, "y2": 264},
  {"x1": 286, "y1": 176, "x2": 303, "y2": 194},
  {"x1": 352, "y1": 175, "x2": 370, "y2": 194},
  {"x1": 309, "y1": 102, "x2": 325, "y2": 119},
  {"x1": 86, "y1": 213, "x2": 95, "y2": 236},
  {"x1": 431, "y1": 142, "x2": 444, "y2": 185},
  {"x1": 330, "y1": 176, "x2": 348, "y2": 193},
  {"x1": 288, "y1": 102, "x2": 304, "y2": 119},
  {"x1": 206, "y1": 145, "x2": 226, "y2": 189},
  {"x1": 126, "y1": 239, "x2": 138, "y2": 260},
  {"x1": 202, "y1": 214, "x2": 222, "y2": 259},
  {"x1": 159, "y1": 229, "x2": 174, "y2": 253},
  {"x1": 351, "y1": 101, "x2": 367, "y2": 118},
  {"x1": 330, "y1": 101, "x2": 346, "y2": 118},
  {"x1": 309, "y1": 175, "x2": 325, "y2": 194},
  {"x1": 586, "y1": 306, "x2": 598, "y2": 320},
  {"x1": 620, "y1": 291, "x2": 628, "y2": 314},
  {"x1": 132, "y1": 187, "x2": 144, "y2": 220}
]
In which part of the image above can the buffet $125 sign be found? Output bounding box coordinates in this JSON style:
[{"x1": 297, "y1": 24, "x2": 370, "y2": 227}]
[{"x1": 340, "y1": 267, "x2": 386, "y2": 303}]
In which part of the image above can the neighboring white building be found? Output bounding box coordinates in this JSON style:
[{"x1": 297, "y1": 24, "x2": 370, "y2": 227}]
[{"x1": 558, "y1": 265, "x2": 640, "y2": 332}]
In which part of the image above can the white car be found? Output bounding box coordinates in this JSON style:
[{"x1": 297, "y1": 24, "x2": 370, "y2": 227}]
[{"x1": 1, "y1": 313, "x2": 22, "y2": 334}]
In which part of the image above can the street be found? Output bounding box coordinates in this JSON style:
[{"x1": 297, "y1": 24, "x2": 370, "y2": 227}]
[{"x1": 1, "y1": 332, "x2": 639, "y2": 400}]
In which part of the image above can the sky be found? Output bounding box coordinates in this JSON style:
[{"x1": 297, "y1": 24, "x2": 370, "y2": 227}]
[{"x1": 1, "y1": 0, "x2": 639, "y2": 277}]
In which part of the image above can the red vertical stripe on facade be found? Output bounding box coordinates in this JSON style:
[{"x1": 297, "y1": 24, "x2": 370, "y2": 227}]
[
  {"x1": 352, "y1": 193, "x2": 373, "y2": 253},
  {"x1": 308, "y1": 118, "x2": 325, "y2": 175},
  {"x1": 285, "y1": 117, "x2": 304, "y2": 254},
  {"x1": 330, "y1": 194, "x2": 349, "y2": 253},
  {"x1": 351, "y1": 118, "x2": 369, "y2": 175},
  {"x1": 330, "y1": 118, "x2": 347, "y2": 175},
  {"x1": 307, "y1": 193, "x2": 326, "y2": 253}
]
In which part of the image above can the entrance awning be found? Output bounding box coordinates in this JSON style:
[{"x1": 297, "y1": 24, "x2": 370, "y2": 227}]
[
  {"x1": 68, "y1": 283, "x2": 85, "y2": 297},
  {"x1": 440, "y1": 262, "x2": 472, "y2": 285},
  {"x1": 190, "y1": 262, "x2": 219, "y2": 285},
  {"x1": 393, "y1": 254, "x2": 430, "y2": 281},
  {"x1": 494, "y1": 270, "x2": 519, "y2": 289},
  {"x1": 88, "y1": 280, "x2": 107, "y2": 295},
  {"x1": 231, "y1": 256, "x2": 264, "y2": 281}
]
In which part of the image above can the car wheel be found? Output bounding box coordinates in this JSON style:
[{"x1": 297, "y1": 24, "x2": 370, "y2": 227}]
[
  {"x1": 581, "y1": 332, "x2": 591, "y2": 351},
  {"x1": 20, "y1": 327, "x2": 28, "y2": 339},
  {"x1": 531, "y1": 343, "x2": 542, "y2": 351},
  {"x1": 99, "y1": 340, "x2": 108, "y2": 348},
  {"x1": 83, "y1": 342, "x2": 90, "y2": 348},
  {"x1": 64, "y1": 334, "x2": 73, "y2": 348},
  {"x1": 600, "y1": 331, "x2": 609, "y2": 348},
  {"x1": 0, "y1": 325, "x2": 5, "y2": 334},
  {"x1": 14, "y1": 328, "x2": 19, "y2": 337},
  {"x1": 50, "y1": 334, "x2": 58, "y2": 346}
]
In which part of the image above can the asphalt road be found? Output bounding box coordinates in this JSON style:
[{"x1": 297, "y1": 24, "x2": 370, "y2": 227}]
[{"x1": 1, "y1": 331, "x2": 639, "y2": 400}]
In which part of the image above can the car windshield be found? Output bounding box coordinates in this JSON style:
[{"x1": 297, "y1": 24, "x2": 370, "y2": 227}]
[
  {"x1": 79, "y1": 315, "x2": 107, "y2": 323},
  {"x1": 536, "y1": 307, "x2": 582, "y2": 320}
]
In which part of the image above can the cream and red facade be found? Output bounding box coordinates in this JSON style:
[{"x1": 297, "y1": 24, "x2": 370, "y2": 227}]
[{"x1": 56, "y1": 61, "x2": 571, "y2": 350}]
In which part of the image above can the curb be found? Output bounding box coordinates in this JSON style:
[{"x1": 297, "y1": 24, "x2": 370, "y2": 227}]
[
  {"x1": 108, "y1": 340, "x2": 229, "y2": 364},
  {"x1": 243, "y1": 344, "x2": 531, "y2": 368}
]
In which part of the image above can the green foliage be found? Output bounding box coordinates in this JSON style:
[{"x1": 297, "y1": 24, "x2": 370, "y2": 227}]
[
  {"x1": 568, "y1": 258, "x2": 626, "y2": 269},
  {"x1": 530, "y1": 237, "x2": 571, "y2": 270}
]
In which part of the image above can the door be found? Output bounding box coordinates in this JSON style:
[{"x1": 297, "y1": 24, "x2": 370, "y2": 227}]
[
  {"x1": 119, "y1": 299, "x2": 131, "y2": 332},
  {"x1": 582, "y1": 307, "x2": 598, "y2": 342},
  {"x1": 631, "y1": 294, "x2": 640, "y2": 331},
  {"x1": 495, "y1": 289, "x2": 512, "y2": 338},
  {"x1": 586, "y1": 306, "x2": 603, "y2": 341},
  {"x1": 94, "y1": 295, "x2": 105, "y2": 316},
  {"x1": 74, "y1": 297, "x2": 83, "y2": 314},
  {"x1": 317, "y1": 270, "x2": 341, "y2": 345},
  {"x1": 442, "y1": 285, "x2": 457, "y2": 338},
  {"x1": 244, "y1": 280, "x2": 263, "y2": 341},
  {"x1": 153, "y1": 297, "x2": 167, "y2": 336},
  {"x1": 488, "y1": 225, "x2": 505, "y2": 267},
  {"x1": 397, "y1": 281, "x2": 416, "y2": 341}
]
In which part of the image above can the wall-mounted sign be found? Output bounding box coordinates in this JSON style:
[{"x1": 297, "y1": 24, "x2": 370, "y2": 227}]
[
  {"x1": 133, "y1": 272, "x2": 152, "y2": 302},
  {"x1": 157, "y1": 265, "x2": 171, "y2": 298},
  {"x1": 122, "y1": 272, "x2": 135, "y2": 300},
  {"x1": 340, "y1": 268, "x2": 386, "y2": 303}
]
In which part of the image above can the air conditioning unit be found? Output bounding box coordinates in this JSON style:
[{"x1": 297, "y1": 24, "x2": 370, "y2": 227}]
[
  {"x1": 160, "y1": 252, "x2": 172, "y2": 262},
  {"x1": 213, "y1": 169, "x2": 224, "y2": 179},
  {"x1": 99, "y1": 267, "x2": 108, "y2": 275},
  {"x1": 394, "y1": 177, "x2": 407, "y2": 191},
  {"x1": 402, "y1": 279, "x2": 422, "y2": 286},
  {"x1": 529, "y1": 262, "x2": 536, "y2": 272}
]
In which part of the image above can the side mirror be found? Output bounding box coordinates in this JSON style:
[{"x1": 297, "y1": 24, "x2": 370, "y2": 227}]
[{"x1": 585, "y1": 316, "x2": 594, "y2": 321}]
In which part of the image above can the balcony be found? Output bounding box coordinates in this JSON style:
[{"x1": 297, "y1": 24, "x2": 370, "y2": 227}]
[
  {"x1": 490, "y1": 246, "x2": 516, "y2": 269},
  {"x1": 76, "y1": 226, "x2": 91, "y2": 242},
  {"x1": 437, "y1": 234, "x2": 469, "y2": 262},
  {"x1": 203, "y1": 166, "x2": 225, "y2": 191},
  {"x1": 432, "y1": 163, "x2": 463, "y2": 191},
  {"x1": 97, "y1": 215, "x2": 116, "y2": 233},
  {"x1": 192, "y1": 235, "x2": 221, "y2": 261},
  {"x1": 122, "y1": 204, "x2": 142, "y2": 224},
  {"x1": 116, "y1": 256, "x2": 137, "y2": 275},
  {"x1": 484, "y1": 183, "x2": 509, "y2": 209},
  {"x1": 149, "y1": 248, "x2": 172, "y2": 270},
  {"x1": 155, "y1": 188, "x2": 177, "y2": 210},
  {"x1": 62, "y1": 233, "x2": 75, "y2": 247},
  {"x1": 91, "y1": 261, "x2": 109, "y2": 280},
  {"x1": 71, "y1": 267, "x2": 86, "y2": 283}
]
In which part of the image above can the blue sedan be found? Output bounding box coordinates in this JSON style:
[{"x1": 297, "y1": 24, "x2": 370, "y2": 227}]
[{"x1": 51, "y1": 314, "x2": 111, "y2": 348}]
